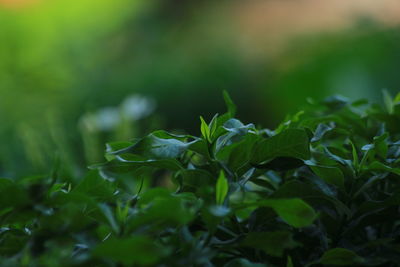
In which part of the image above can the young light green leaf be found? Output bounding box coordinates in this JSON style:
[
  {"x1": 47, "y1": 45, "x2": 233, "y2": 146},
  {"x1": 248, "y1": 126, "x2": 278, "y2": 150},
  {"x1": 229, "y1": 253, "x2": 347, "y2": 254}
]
[
  {"x1": 209, "y1": 113, "x2": 219, "y2": 140},
  {"x1": 73, "y1": 170, "x2": 115, "y2": 200},
  {"x1": 368, "y1": 161, "x2": 400, "y2": 175},
  {"x1": 216, "y1": 170, "x2": 229, "y2": 205},
  {"x1": 394, "y1": 92, "x2": 400, "y2": 104},
  {"x1": 200, "y1": 116, "x2": 211, "y2": 142}
]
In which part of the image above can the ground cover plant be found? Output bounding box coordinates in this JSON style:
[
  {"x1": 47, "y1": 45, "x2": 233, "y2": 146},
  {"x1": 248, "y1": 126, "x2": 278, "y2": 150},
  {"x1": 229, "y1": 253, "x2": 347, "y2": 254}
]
[{"x1": 1, "y1": 92, "x2": 400, "y2": 266}]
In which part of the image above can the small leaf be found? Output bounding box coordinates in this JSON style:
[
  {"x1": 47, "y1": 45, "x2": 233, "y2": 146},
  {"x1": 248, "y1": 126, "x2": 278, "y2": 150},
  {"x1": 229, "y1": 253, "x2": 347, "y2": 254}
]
[
  {"x1": 319, "y1": 248, "x2": 365, "y2": 265},
  {"x1": 200, "y1": 116, "x2": 211, "y2": 142},
  {"x1": 394, "y1": 92, "x2": 400, "y2": 104},
  {"x1": 112, "y1": 132, "x2": 192, "y2": 159},
  {"x1": 311, "y1": 123, "x2": 333, "y2": 142},
  {"x1": 349, "y1": 141, "x2": 359, "y2": 172},
  {"x1": 209, "y1": 113, "x2": 219, "y2": 140},
  {"x1": 216, "y1": 171, "x2": 229, "y2": 205}
]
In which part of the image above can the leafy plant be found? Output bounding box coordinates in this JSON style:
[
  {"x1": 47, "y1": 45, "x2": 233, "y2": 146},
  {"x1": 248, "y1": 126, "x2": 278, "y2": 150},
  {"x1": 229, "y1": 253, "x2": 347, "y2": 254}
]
[{"x1": 1, "y1": 92, "x2": 400, "y2": 266}]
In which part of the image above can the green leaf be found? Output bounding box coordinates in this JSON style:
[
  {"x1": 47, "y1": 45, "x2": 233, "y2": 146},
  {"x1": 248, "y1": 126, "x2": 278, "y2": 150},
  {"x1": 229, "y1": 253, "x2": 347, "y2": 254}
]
[
  {"x1": 93, "y1": 236, "x2": 167, "y2": 265},
  {"x1": 106, "y1": 141, "x2": 134, "y2": 154},
  {"x1": 319, "y1": 248, "x2": 365, "y2": 265},
  {"x1": 368, "y1": 161, "x2": 400, "y2": 175},
  {"x1": 373, "y1": 133, "x2": 388, "y2": 158},
  {"x1": 309, "y1": 165, "x2": 345, "y2": 190},
  {"x1": 73, "y1": 170, "x2": 115, "y2": 200},
  {"x1": 252, "y1": 128, "x2": 310, "y2": 164},
  {"x1": 349, "y1": 140, "x2": 359, "y2": 172},
  {"x1": 200, "y1": 116, "x2": 211, "y2": 142},
  {"x1": 95, "y1": 154, "x2": 183, "y2": 174},
  {"x1": 216, "y1": 171, "x2": 228, "y2": 205},
  {"x1": 216, "y1": 133, "x2": 259, "y2": 172},
  {"x1": 261, "y1": 198, "x2": 317, "y2": 228},
  {"x1": 242, "y1": 231, "x2": 300, "y2": 257},
  {"x1": 112, "y1": 132, "x2": 192, "y2": 159},
  {"x1": 311, "y1": 123, "x2": 333, "y2": 142},
  {"x1": 394, "y1": 92, "x2": 400, "y2": 104},
  {"x1": 271, "y1": 180, "x2": 351, "y2": 218},
  {"x1": 129, "y1": 189, "x2": 198, "y2": 230},
  {"x1": 209, "y1": 113, "x2": 219, "y2": 140},
  {"x1": 287, "y1": 256, "x2": 294, "y2": 267}
]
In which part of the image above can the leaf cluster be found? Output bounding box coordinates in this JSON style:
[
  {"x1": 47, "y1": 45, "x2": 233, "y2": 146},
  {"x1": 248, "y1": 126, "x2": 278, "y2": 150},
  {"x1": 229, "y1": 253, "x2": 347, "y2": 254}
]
[{"x1": 1, "y1": 92, "x2": 400, "y2": 266}]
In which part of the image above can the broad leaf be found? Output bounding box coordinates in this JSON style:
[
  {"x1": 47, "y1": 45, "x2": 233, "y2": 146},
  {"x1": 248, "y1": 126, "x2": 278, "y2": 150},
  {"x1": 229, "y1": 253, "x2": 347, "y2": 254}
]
[{"x1": 252, "y1": 129, "x2": 310, "y2": 165}]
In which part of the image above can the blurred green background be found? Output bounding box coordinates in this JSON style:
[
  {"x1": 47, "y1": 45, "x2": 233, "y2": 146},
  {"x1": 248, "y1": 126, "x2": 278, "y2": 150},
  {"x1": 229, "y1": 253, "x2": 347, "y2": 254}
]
[{"x1": 1, "y1": 0, "x2": 400, "y2": 177}]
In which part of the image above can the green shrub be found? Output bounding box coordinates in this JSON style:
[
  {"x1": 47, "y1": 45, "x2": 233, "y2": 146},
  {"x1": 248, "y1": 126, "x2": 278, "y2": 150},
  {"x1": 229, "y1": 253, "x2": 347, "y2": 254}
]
[{"x1": 1, "y1": 92, "x2": 400, "y2": 266}]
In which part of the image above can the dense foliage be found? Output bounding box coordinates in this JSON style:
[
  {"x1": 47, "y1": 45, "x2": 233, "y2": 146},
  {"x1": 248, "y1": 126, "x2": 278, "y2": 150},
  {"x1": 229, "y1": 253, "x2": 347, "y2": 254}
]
[{"x1": 1, "y1": 92, "x2": 400, "y2": 266}]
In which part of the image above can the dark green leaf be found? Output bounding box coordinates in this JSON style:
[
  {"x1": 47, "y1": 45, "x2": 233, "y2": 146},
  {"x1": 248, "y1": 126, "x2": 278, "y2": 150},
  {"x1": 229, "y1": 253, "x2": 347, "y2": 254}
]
[
  {"x1": 251, "y1": 129, "x2": 310, "y2": 164},
  {"x1": 243, "y1": 231, "x2": 300, "y2": 257},
  {"x1": 93, "y1": 236, "x2": 167, "y2": 265},
  {"x1": 261, "y1": 198, "x2": 317, "y2": 228},
  {"x1": 319, "y1": 248, "x2": 365, "y2": 266}
]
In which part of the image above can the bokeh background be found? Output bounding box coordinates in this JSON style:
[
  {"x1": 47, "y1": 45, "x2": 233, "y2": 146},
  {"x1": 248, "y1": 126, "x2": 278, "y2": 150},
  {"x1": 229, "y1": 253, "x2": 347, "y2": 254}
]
[{"x1": 1, "y1": 0, "x2": 400, "y2": 177}]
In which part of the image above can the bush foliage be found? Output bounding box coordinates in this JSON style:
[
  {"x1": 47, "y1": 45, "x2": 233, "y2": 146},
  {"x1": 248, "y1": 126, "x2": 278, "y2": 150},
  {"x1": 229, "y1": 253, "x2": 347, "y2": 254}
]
[{"x1": 1, "y1": 92, "x2": 400, "y2": 266}]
